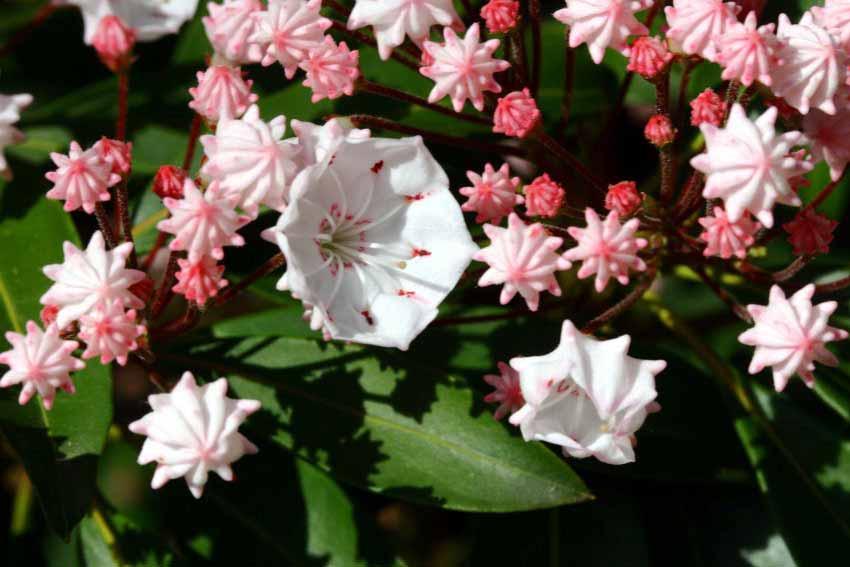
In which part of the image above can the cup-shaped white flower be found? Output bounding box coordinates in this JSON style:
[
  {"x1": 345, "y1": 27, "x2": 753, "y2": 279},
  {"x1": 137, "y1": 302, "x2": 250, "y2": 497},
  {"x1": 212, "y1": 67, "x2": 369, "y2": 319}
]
[
  {"x1": 0, "y1": 92, "x2": 32, "y2": 180},
  {"x1": 265, "y1": 133, "x2": 478, "y2": 350},
  {"x1": 509, "y1": 320, "x2": 666, "y2": 465},
  {"x1": 63, "y1": 0, "x2": 198, "y2": 44},
  {"x1": 691, "y1": 104, "x2": 810, "y2": 228},
  {"x1": 41, "y1": 231, "x2": 146, "y2": 329},
  {"x1": 129, "y1": 372, "x2": 261, "y2": 498},
  {"x1": 201, "y1": 105, "x2": 299, "y2": 216}
]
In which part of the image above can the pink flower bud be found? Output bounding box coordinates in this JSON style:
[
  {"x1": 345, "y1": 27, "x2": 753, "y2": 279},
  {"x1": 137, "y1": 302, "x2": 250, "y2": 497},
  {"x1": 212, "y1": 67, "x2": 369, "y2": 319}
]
[
  {"x1": 493, "y1": 88, "x2": 541, "y2": 139},
  {"x1": 524, "y1": 174, "x2": 565, "y2": 218},
  {"x1": 40, "y1": 305, "x2": 59, "y2": 328},
  {"x1": 783, "y1": 208, "x2": 838, "y2": 256},
  {"x1": 605, "y1": 181, "x2": 642, "y2": 217},
  {"x1": 480, "y1": 0, "x2": 520, "y2": 34},
  {"x1": 92, "y1": 15, "x2": 135, "y2": 73},
  {"x1": 690, "y1": 88, "x2": 727, "y2": 127},
  {"x1": 627, "y1": 36, "x2": 673, "y2": 79},
  {"x1": 153, "y1": 165, "x2": 187, "y2": 200},
  {"x1": 94, "y1": 137, "x2": 132, "y2": 176},
  {"x1": 644, "y1": 114, "x2": 676, "y2": 147}
]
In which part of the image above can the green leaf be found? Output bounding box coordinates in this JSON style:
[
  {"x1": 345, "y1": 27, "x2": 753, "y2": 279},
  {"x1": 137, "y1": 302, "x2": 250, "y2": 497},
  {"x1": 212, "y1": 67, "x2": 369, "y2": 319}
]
[
  {"x1": 166, "y1": 336, "x2": 591, "y2": 512},
  {"x1": 0, "y1": 185, "x2": 113, "y2": 538}
]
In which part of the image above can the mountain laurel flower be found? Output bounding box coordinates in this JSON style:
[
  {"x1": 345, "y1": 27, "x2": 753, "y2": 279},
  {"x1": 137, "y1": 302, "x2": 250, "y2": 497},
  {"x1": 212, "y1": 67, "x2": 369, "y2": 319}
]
[
  {"x1": 474, "y1": 213, "x2": 572, "y2": 311},
  {"x1": 172, "y1": 256, "x2": 229, "y2": 305},
  {"x1": 664, "y1": 0, "x2": 740, "y2": 61},
  {"x1": 189, "y1": 65, "x2": 258, "y2": 123},
  {"x1": 203, "y1": 0, "x2": 265, "y2": 64},
  {"x1": 153, "y1": 165, "x2": 187, "y2": 200},
  {"x1": 300, "y1": 37, "x2": 360, "y2": 103},
  {"x1": 94, "y1": 137, "x2": 132, "y2": 176},
  {"x1": 772, "y1": 12, "x2": 846, "y2": 115},
  {"x1": 493, "y1": 88, "x2": 542, "y2": 138},
  {"x1": 157, "y1": 179, "x2": 250, "y2": 262},
  {"x1": 129, "y1": 372, "x2": 261, "y2": 499},
  {"x1": 644, "y1": 114, "x2": 676, "y2": 147},
  {"x1": 459, "y1": 162, "x2": 523, "y2": 224},
  {"x1": 783, "y1": 208, "x2": 839, "y2": 255},
  {"x1": 63, "y1": 0, "x2": 199, "y2": 44},
  {"x1": 289, "y1": 117, "x2": 372, "y2": 170},
  {"x1": 524, "y1": 174, "x2": 565, "y2": 218},
  {"x1": 509, "y1": 320, "x2": 666, "y2": 465},
  {"x1": 45, "y1": 141, "x2": 121, "y2": 214},
  {"x1": 201, "y1": 105, "x2": 299, "y2": 215},
  {"x1": 480, "y1": 0, "x2": 520, "y2": 34},
  {"x1": 627, "y1": 36, "x2": 673, "y2": 79},
  {"x1": 555, "y1": 0, "x2": 652, "y2": 64},
  {"x1": 264, "y1": 132, "x2": 478, "y2": 350},
  {"x1": 739, "y1": 285, "x2": 848, "y2": 392},
  {"x1": 483, "y1": 362, "x2": 524, "y2": 420},
  {"x1": 0, "y1": 321, "x2": 84, "y2": 410},
  {"x1": 347, "y1": 0, "x2": 462, "y2": 61},
  {"x1": 812, "y1": 0, "x2": 850, "y2": 50},
  {"x1": 715, "y1": 12, "x2": 781, "y2": 87},
  {"x1": 91, "y1": 15, "x2": 135, "y2": 72},
  {"x1": 420, "y1": 24, "x2": 510, "y2": 112},
  {"x1": 698, "y1": 206, "x2": 760, "y2": 259},
  {"x1": 802, "y1": 105, "x2": 850, "y2": 181},
  {"x1": 605, "y1": 181, "x2": 642, "y2": 216},
  {"x1": 690, "y1": 88, "x2": 727, "y2": 126},
  {"x1": 0, "y1": 92, "x2": 32, "y2": 179},
  {"x1": 41, "y1": 231, "x2": 145, "y2": 328},
  {"x1": 78, "y1": 300, "x2": 145, "y2": 366},
  {"x1": 251, "y1": 0, "x2": 332, "y2": 79},
  {"x1": 565, "y1": 208, "x2": 648, "y2": 293},
  {"x1": 690, "y1": 104, "x2": 810, "y2": 228}
]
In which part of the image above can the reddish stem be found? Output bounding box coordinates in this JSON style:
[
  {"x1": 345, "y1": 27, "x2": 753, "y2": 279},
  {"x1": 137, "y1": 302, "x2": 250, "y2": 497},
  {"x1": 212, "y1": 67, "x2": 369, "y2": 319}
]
[
  {"x1": 581, "y1": 267, "x2": 657, "y2": 334},
  {"x1": 805, "y1": 173, "x2": 846, "y2": 211},
  {"x1": 654, "y1": 71, "x2": 676, "y2": 203},
  {"x1": 150, "y1": 252, "x2": 180, "y2": 320},
  {"x1": 94, "y1": 203, "x2": 118, "y2": 248},
  {"x1": 695, "y1": 266, "x2": 752, "y2": 323},
  {"x1": 152, "y1": 304, "x2": 201, "y2": 340},
  {"x1": 357, "y1": 78, "x2": 491, "y2": 126},
  {"x1": 183, "y1": 113, "x2": 203, "y2": 172},
  {"x1": 815, "y1": 275, "x2": 850, "y2": 296},
  {"x1": 529, "y1": 0, "x2": 542, "y2": 95},
  {"x1": 330, "y1": 20, "x2": 421, "y2": 72},
  {"x1": 535, "y1": 129, "x2": 607, "y2": 194},
  {"x1": 143, "y1": 232, "x2": 168, "y2": 271},
  {"x1": 215, "y1": 253, "x2": 287, "y2": 306},
  {"x1": 116, "y1": 72, "x2": 129, "y2": 141}
]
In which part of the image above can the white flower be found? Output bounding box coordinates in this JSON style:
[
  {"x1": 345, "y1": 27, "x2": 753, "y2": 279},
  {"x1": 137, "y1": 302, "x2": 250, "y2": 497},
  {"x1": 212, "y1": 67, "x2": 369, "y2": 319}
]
[
  {"x1": 264, "y1": 130, "x2": 478, "y2": 350},
  {"x1": 289, "y1": 117, "x2": 371, "y2": 170},
  {"x1": 0, "y1": 93, "x2": 32, "y2": 180},
  {"x1": 348, "y1": 0, "x2": 462, "y2": 60},
  {"x1": 691, "y1": 104, "x2": 810, "y2": 228},
  {"x1": 555, "y1": 0, "x2": 652, "y2": 64},
  {"x1": 772, "y1": 11, "x2": 846, "y2": 115},
  {"x1": 41, "y1": 231, "x2": 146, "y2": 329},
  {"x1": 57, "y1": 0, "x2": 199, "y2": 44},
  {"x1": 509, "y1": 320, "x2": 666, "y2": 465},
  {"x1": 201, "y1": 105, "x2": 299, "y2": 216},
  {"x1": 129, "y1": 372, "x2": 261, "y2": 499}
]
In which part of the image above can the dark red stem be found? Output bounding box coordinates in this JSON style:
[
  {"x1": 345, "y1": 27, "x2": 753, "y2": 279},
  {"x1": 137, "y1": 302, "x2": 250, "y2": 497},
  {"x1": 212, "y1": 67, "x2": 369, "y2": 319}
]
[
  {"x1": 357, "y1": 78, "x2": 491, "y2": 126},
  {"x1": 215, "y1": 253, "x2": 287, "y2": 306},
  {"x1": 183, "y1": 113, "x2": 202, "y2": 171}
]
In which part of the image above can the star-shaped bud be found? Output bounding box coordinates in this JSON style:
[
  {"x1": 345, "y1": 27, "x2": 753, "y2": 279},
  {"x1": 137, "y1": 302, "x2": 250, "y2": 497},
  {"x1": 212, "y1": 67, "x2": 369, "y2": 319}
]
[
  {"x1": 690, "y1": 88, "x2": 727, "y2": 126},
  {"x1": 555, "y1": 0, "x2": 653, "y2": 64},
  {"x1": 129, "y1": 372, "x2": 261, "y2": 498},
  {"x1": 299, "y1": 37, "x2": 360, "y2": 103},
  {"x1": 627, "y1": 36, "x2": 673, "y2": 79},
  {"x1": 783, "y1": 208, "x2": 838, "y2": 255},
  {"x1": 523, "y1": 174, "x2": 565, "y2": 218},
  {"x1": 481, "y1": 0, "x2": 520, "y2": 34},
  {"x1": 483, "y1": 362, "x2": 524, "y2": 420},
  {"x1": 698, "y1": 206, "x2": 760, "y2": 259},
  {"x1": 78, "y1": 299, "x2": 145, "y2": 366},
  {"x1": 189, "y1": 64, "x2": 258, "y2": 123},
  {"x1": 605, "y1": 181, "x2": 642, "y2": 216},
  {"x1": 172, "y1": 256, "x2": 229, "y2": 305},
  {"x1": 203, "y1": 0, "x2": 265, "y2": 64},
  {"x1": 45, "y1": 141, "x2": 121, "y2": 214},
  {"x1": 715, "y1": 12, "x2": 781, "y2": 87},
  {"x1": 493, "y1": 88, "x2": 541, "y2": 139},
  {"x1": 459, "y1": 162, "x2": 523, "y2": 224},
  {"x1": 664, "y1": 0, "x2": 740, "y2": 61},
  {"x1": 251, "y1": 0, "x2": 332, "y2": 79},
  {"x1": 474, "y1": 213, "x2": 571, "y2": 311}
]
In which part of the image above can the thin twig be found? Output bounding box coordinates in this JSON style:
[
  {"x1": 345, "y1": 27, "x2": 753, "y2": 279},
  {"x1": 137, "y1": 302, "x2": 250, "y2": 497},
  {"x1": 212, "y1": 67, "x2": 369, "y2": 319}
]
[
  {"x1": 183, "y1": 113, "x2": 202, "y2": 172},
  {"x1": 357, "y1": 78, "x2": 491, "y2": 126},
  {"x1": 581, "y1": 268, "x2": 657, "y2": 334},
  {"x1": 655, "y1": 71, "x2": 676, "y2": 203},
  {"x1": 94, "y1": 203, "x2": 118, "y2": 249},
  {"x1": 529, "y1": 0, "x2": 542, "y2": 95},
  {"x1": 695, "y1": 266, "x2": 752, "y2": 322},
  {"x1": 330, "y1": 20, "x2": 421, "y2": 71},
  {"x1": 116, "y1": 72, "x2": 129, "y2": 141},
  {"x1": 558, "y1": 40, "x2": 576, "y2": 134},
  {"x1": 535, "y1": 130, "x2": 607, "y2": 194},
  {"x1": 215, "y1": 253, "x2": 286, "y2": 306},
  {"x1": 150, "y1": 252, "x2": 180, "y2": 320}
]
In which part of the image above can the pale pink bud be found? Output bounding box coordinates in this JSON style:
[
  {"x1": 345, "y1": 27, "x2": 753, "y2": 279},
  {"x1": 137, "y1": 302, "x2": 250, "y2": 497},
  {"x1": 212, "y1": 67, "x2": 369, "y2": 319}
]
[
  {"x1": 493, "y1": 88, "x2": 541, "y2": 139},
  {"x1": 92, "y1": 15, "x2": 135, "y2": 73}
]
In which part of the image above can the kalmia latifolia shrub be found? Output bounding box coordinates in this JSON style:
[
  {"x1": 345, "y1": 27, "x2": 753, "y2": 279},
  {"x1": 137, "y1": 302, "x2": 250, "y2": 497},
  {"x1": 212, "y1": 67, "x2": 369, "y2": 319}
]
[{"x1": 3, "y1": 0, "x2": 850, "y2": 564}]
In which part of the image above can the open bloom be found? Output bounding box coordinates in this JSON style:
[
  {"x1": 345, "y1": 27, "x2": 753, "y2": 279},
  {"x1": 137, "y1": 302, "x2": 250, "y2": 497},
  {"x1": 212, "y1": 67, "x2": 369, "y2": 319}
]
[
  {"x1": 715, "y1": 12, "x2": 780, "y2": 87},
  {"x1": 565, "y1": 208, "x2": 647, "y2": 292},
  {"x1": 41, "y1": 231, "x2": 145, "y2": 328},
  {"x1": 555, "y1": 0, "x2": 651, "y2": 64},
  {"x1": 772, "y1": 12, "x2": 846, "y2": 115},
  {"x1": 691, "y1": 104, "x2": 810, "y2": 228},
  {"x1": 474, "y1": 213, "x2": 571, "y2": 311},
  {"x1": 264, "y1": 131, "x2": 477, "y2": 350},
  {"x1": 480, "y1": 0, "x2": 520, "y2": 34},
  {"x1": 459, "y1": 162, "x2": 522, "y2": 224},
  {"x1": 45, "y1": 141, "x2": 121, "y2": 214},
  {"x1": 524, "y1": 174, "x2": 565, "y2": 218},
  {"x1": 201, "y1": 105, "x2": 298, "y2": 216},
  {"x1": 189, "y1": 65, "x2": 258, "y2": 123},
  {"x1": 300, "y1": 37, "x2": 360, "y2": 103},
  {"x1": 802, "y1": 105, "x2": 850, "y2": 181},
  {"x1": 739, "y1": 285, "x2": 848, "y2": 392},
  {"x1": 347, "y1": 0, "x2": 462, "y2": 60},
  {"x1": 0, "y1": 92, "x2": 33, "y2": 179},
  {"x1": 59, "y1": 0, "x2": 199, "y2": 44},
  {"x1": 690, "y1": 88, "x2": 727, "y2": 126},
  {"x1": 203, "y1": 0, "x2": 265, "y2": 64},
  {"x1": 420, "y1": 23, "x2": 510, "y2": 112},
  {"x1": 78, "y1": 300, "x2": 145, "y2": 366},
  {"x1": 493, "y1": 89, "x2": 541, "y2": 138},
  {"x1": 0, "y1": 321, "x2": 84, "y2": 409},
  {"x1": 173, "y1": 256, "x2": 229, "y2": 305},
  {"x1": 483, "y1": 362, "x2": 524, "y2": 420},
  {"x1": 698, "y1": 206, "x2": 760, "y2": 259},
  {"x1": 509, "y1": 320, "x2": 666, "y2": 465},
  {"x1": 158, "y1": 179, "x2": 250, "y2": 262},
  {"x1": 664, "y1": 0, "x2": 740, "y2": 61},
  {"x1": 783, "y1": 208, "x2": 838, "y2": 255},
  {"x1": 251, "y1": 0, "x2": 332, "y2": 79},
  {"x1": 129, "y1": 372, "x2": 261, "y2": 499}
]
